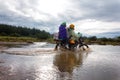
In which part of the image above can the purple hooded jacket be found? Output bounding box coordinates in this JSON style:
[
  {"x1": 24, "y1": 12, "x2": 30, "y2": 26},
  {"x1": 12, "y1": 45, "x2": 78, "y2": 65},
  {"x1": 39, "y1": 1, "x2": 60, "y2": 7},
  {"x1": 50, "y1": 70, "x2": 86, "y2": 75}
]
[{"x1": 58, "y1": 24, "x2": 67, "y2": 40}]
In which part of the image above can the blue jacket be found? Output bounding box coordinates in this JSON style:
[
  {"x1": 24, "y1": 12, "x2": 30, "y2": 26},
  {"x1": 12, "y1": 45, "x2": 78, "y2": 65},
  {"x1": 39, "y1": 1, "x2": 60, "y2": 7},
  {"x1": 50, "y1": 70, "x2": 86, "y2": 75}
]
[{"x1": 58, "y1": 24, "x2": 67, "y2": 40}]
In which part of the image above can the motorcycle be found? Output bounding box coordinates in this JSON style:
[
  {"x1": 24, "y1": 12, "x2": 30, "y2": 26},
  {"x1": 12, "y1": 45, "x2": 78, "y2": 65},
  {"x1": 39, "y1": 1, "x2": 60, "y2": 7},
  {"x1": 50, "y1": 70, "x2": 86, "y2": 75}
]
[
  {"x1": 78, "y1": 37, "x2": 89, "y2": 50},
  {"x1": 68, "y1": 39, "x2": 78, "y2": 50},
  {"x1": 54, "y1": 37, "x2": 89, "y2": 51}
]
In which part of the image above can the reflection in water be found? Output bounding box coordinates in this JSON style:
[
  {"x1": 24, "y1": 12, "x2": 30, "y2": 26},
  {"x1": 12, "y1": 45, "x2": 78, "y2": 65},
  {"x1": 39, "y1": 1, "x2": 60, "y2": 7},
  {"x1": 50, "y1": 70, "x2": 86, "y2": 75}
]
[
  {"x1": 0, "y1": 50, "x2": 89, "y2": 80},
  {"x1": 0, "y1": 53, "x2": 58, "y2": 80},
  {"x1": 53, "y1": 50, "x2": 89, "y2": 79}
]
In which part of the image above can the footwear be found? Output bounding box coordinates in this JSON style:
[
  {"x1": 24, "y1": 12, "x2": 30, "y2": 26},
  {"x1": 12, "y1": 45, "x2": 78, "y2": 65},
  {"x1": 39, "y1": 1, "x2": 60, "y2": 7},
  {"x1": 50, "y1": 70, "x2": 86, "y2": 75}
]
[{"x1": 54, "y1": 48, "x2": 58, "y2": 51}]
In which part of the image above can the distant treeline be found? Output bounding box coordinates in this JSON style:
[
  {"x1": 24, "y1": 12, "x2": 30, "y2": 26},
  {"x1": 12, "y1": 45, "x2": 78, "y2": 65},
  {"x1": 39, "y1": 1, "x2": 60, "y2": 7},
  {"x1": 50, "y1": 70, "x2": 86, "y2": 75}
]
[
  {"x1": 83, "y1": 36, "x2": 120, "y2": 45},
  {"x1": 0, "y1": 24, "x2": 51, "y2": 39}
]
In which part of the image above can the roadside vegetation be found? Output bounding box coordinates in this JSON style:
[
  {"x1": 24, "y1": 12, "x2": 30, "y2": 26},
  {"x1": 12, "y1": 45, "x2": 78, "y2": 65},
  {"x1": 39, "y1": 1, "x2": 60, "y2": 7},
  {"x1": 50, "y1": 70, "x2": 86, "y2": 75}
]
[
  {"x1": 0, "y1": 24, "x2": 51, "y2": 40},
  {"x1": 0, "y1": 36, "x2": 39, "y2": 42},
  {"x1": 83, "y1": 36, "x2": 120, "y2": 45}
]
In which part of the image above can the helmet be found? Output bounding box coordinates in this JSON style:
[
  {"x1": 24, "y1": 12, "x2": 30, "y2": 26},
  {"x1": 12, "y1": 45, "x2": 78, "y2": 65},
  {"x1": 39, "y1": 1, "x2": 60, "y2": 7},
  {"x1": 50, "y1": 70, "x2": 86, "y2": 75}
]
[
  {"x1": 69, "y1": 24, "x2": 75, "y2": 29},
  {"x1": 61, "y1": 22, "x2": 66, "y2": 26}
]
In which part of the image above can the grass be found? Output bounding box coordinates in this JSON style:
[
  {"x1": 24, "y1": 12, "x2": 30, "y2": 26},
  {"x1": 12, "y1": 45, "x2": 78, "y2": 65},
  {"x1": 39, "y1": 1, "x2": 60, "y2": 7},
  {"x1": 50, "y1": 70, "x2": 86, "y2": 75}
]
[
  {"x1": 0, "y1": 36, "x2": 119, "y2": 45},
  {"x1": 85, "y1": 40, "x2": 120, "y2": 45},
  {"x1": 0, "y1": 36, "x2": 40, "y2": 42}
]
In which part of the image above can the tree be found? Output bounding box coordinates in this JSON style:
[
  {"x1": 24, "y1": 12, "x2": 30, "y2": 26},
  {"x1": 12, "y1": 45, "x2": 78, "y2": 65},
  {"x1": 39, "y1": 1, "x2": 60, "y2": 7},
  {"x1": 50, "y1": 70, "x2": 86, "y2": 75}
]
[
  {"x1": 88, "y1": 36, "x2": 97, "y2": 41},
  {"x1": 0, "y1": 24, "x2": 51, "y2": 39}
]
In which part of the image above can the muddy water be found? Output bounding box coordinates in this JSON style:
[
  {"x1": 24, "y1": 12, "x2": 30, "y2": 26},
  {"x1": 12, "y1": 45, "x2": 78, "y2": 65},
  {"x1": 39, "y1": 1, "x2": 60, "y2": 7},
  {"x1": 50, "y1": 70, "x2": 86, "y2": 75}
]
[{"x1": 0, "y1": 42, "x2": 120, "y2": 80}]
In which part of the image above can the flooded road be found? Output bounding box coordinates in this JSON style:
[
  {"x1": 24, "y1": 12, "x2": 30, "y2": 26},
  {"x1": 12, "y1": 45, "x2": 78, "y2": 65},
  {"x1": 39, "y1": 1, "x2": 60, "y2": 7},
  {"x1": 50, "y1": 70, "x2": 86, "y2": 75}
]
[{"x1": 0, "y1": 42, "x2": 120, "y2": 80}]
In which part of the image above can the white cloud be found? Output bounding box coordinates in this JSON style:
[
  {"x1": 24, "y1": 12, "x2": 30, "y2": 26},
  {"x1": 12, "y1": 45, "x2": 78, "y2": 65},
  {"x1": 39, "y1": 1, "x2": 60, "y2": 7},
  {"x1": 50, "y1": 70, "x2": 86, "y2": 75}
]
[
  {"x1": 38, "y1": 26, "x2": 50, "y2": 32},
  {"x1": 74, "y1": 19, "x2": 120, "y2": 36},
  {"x1": 0, "y1": 0, "x2": 120, "y2": 37},
  {"x1": 37, "y1": 0, "x2": 69, "y2": 16}
]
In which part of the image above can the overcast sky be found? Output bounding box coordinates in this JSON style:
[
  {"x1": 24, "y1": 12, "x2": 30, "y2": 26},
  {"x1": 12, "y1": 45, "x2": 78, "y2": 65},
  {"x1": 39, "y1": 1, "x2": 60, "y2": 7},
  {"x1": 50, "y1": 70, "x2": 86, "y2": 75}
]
[{"x1": 0, "y1": 0, "x2": 120, "y2": 37}]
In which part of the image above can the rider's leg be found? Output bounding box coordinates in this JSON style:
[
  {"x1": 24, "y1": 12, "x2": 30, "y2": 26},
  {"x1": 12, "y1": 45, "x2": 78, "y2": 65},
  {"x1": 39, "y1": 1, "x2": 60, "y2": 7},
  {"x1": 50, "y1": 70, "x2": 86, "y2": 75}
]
[
  {"x1": 84, "y1": 44, "x2": 89, "y2": 48},
  {"x1": 79, "y1": 41, "x2": 83, "y2": 48},
  {"x1": 60, "y1": 39, "x2": 67, "y2": 49},
  {"x1": 54, "y1": 41, "x2": 59, "y2": 50},
  {"x1": 79, "y1": 41, "x2": 86, "y2": 50},
  {"x1": 75, "y1": 40, "x2": 78, "y2": 48},
  {"x1": 64, "y1": 39, "x2": 68, "y2": 49}
]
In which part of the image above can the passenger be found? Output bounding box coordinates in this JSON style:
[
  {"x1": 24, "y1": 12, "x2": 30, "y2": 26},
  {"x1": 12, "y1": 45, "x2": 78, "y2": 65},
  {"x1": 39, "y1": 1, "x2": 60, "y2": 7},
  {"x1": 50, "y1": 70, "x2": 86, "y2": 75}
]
[
  {"x1": 58, "y1": 22, "x2": 68, "y2": 49},
  {"x1": 67, "y1": 24, "x2": 78, "y2": 49}
]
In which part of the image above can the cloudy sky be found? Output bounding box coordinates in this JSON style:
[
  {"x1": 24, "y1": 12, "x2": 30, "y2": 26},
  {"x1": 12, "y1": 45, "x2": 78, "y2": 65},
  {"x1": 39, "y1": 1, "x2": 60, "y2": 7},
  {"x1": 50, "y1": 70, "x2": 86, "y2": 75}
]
[{"x1": 0, "y1": 0, "x2": 120, "y2": 37}]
